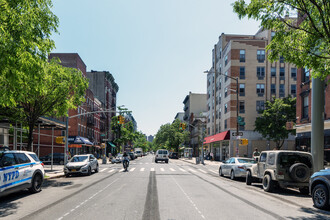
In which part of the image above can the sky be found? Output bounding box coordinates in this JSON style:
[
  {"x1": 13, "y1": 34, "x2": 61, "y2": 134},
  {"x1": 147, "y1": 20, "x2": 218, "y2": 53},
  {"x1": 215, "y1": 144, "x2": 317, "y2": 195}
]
[{"x1": 51, "y1": 0, "x2": 261, "y2": 136}]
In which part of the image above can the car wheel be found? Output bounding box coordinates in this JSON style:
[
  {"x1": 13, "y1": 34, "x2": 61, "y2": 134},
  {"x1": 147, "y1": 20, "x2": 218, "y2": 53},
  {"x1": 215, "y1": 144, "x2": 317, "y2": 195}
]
[
  {"x1": 219, "y1": 168, "x2": 224, "y2": 177},
  {"x1": 87, "y1": 166, "x2": 92, "y2": 176},
  {"x1": 65, "y1": 173, "x2": 70, "y2": 177},
  {"x1": 155, "y1": 160, "x2": 158, "y2": 163},
  {"x1": 95, "y1": 165, "x2": 99, "y2": 173},
  {"x1": 230, "y1": 170, "x2": 235, "y2": 180},
  {"x1": 165, "y1": 160, "x2": 168, "y2": 164},
  {"x1": 29, "y1": 173, "x2": 43, "y2": 193},
  {"x1": 246, "y1": 171, "x2": 252, "y2": 185},
  {"x1": 312, "y1": 184, "x2": 330, "y2": 210},
  {"x1": 262, "y1": 174, "x2": 274, "y2": 192}
]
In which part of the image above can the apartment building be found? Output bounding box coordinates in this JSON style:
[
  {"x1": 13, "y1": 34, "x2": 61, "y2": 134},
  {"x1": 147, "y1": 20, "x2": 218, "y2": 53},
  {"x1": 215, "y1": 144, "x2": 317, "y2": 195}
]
[
  {"x1": 205, "y1": 29, "x2": 296, "y2": 161},
  {"x1": 183, "y1": 92, "x2": 207, "y2": 156}
]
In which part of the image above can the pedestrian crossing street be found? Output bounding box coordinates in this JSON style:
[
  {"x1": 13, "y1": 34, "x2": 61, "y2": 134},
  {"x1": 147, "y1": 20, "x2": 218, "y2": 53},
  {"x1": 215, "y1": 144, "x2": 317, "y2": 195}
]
[{"x1": 98, "y1": 165, "x2": 218, "y2": 175}]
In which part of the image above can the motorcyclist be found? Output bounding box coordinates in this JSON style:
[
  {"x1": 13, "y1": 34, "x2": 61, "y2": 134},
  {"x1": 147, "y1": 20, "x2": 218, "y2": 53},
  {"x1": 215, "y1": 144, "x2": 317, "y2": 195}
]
[{"x1": 122, "y1": 152, "x2": 130, "y2": 169}]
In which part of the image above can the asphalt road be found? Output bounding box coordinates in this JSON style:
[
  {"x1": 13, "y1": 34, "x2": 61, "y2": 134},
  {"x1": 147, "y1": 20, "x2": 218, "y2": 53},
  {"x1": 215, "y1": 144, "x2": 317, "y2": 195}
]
[{"x1": 1, "y1": 155, "x2": 330, "y2": 220}]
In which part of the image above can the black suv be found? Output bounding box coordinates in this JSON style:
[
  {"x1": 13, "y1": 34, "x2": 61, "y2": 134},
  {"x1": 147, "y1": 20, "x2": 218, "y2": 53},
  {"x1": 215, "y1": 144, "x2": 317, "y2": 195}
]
[{"x1": 39, "y1": 153, "x2": 65, "y2": 165}]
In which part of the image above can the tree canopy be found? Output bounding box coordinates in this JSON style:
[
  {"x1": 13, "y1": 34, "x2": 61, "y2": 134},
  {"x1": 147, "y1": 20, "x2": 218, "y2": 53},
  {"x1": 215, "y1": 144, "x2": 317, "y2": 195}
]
[
  {"x1": 233, "y1": 0, "x2": 330, "y2": 80},
  {"x1": 254, "y1": 96, "x2": 296, "y2": 149},
  {"x1": 154, "y1": 119, "x2": 190, "y2": 152}
]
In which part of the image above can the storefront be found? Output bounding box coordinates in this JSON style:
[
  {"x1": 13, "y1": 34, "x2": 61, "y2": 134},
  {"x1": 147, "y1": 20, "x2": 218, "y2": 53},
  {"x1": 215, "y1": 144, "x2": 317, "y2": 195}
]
[
  {"x1": 203, "y1": 130, "x2": 230, "y2": 161},
  {"x1": 68, "y1": 136, "x2": 93, "y2": 156}
]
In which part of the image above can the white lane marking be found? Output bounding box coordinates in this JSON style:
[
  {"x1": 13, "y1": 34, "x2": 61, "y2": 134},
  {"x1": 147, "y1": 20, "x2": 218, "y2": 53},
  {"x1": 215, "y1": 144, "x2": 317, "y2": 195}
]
[
  {"x1": 172, "y1": 176, "x2": 205, "y2": 219},
  {"x1": 170, "y1": 168, "x2": 175, "y2": 171},
  {"x1": 209, "y1": 169, "x2": 217, "y2": 174},
  {"x1": 119, "y1": 168, "x2": 125, "y2": 172},
  {"x1": 179, "y1": 168, "x2": 186, "y2": 172},
  {"x1": 57, "y1": 179, "x2": 119, "y2": 220},
  {"x1": 100, "y1": 168, "x2": 107, "y2": 172},
  {"x1": 145, "y1": 162, "x2": 149, "y2": 164},
  {"x1": 139, "y1": 163, "x2": 143, "y2": 164},
  {"x1": 140, "y1": 168, "x2": 145, "y2": 171},
  {"x1": 150, "y1": 168, "x2": 155, "y2": 171},
  {"x1": 188, "y1": 168, "x2": 197, "y2": 173},
  {"x1": 198, "y1": 169, "x2": 207, "y2": 174},
  {"x1": 160, "y1": 168, "x2": 165, "y2": 172},
  {"x1": 108, "y1": 169, "x2": 115, "y2": 173},
  {"x1": 130, "y1": 167, "x2": 136, "y2": 172}
]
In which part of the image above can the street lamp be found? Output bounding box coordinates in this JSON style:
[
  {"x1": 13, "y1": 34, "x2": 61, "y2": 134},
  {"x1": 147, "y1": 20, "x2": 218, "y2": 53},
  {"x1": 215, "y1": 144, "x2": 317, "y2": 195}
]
[{"x1": 204, "y1": 70, "x2": 240, "y2": 157}]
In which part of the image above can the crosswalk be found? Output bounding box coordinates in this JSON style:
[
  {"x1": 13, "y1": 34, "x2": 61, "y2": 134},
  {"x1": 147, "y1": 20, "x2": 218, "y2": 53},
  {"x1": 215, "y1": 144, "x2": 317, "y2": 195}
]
[{"x1": 97, "y1": 166, "x2": 218, "y2": 175}]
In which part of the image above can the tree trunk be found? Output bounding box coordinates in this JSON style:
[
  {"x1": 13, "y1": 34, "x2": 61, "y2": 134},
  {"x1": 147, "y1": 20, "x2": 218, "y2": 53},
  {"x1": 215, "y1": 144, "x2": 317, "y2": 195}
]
[{"x1": 27, "y1": 122, "x2": 35, "y2": 152}]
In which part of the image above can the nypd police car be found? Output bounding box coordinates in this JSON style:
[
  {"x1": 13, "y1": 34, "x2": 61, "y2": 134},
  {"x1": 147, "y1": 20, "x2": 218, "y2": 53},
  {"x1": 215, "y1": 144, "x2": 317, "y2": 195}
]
[{"x1": 0, "y1": 149, "x2": 45, "y2": 197}]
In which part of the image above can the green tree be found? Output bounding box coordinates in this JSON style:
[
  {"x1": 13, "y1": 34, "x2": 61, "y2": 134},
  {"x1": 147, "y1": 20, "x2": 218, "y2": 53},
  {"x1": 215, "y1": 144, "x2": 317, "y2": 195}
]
[
  {"x1": 0, "y1": 59, "x2": 88, "y2": 150},
  {"x1": 0, "y1": 0, "x2": 59, "y2": 106},
  {"x1": 254, "y1": 97, "x2": 296, "y2": 149},
  {"x1": 154, "y1": 119, "x2": 190, "y2": 152},
  {"x1": 133, "y1": 131, "x2": 149, "y2": 152},
  {"x1": 233, "y1": 0, "x2": 330, "y2": 80}
]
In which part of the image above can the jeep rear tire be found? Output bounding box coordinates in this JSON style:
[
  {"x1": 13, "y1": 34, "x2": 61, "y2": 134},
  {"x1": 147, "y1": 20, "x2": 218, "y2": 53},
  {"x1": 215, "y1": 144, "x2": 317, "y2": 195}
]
[
  {"x1": 246, "y1": 171, "x2": 252, "y2": 185},
  {"x1": 289, "y1": 163, "x2": 310, "y2": 182},
  {"x1": 262, "y1": 174, "x2": 274, "y2": 192}
]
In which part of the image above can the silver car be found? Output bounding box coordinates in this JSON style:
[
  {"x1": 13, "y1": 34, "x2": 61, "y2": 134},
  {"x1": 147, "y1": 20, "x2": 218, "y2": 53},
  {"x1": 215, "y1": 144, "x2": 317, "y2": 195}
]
[
  {"x1": 111, "y1": 153, "x2": 123, "y2": 164},
  {"x1": 219, "y1": 157, "x2": 256, "y2": 180},
  {"x1": 64, "y1": 154, "x2": 99, "y2": 177}
]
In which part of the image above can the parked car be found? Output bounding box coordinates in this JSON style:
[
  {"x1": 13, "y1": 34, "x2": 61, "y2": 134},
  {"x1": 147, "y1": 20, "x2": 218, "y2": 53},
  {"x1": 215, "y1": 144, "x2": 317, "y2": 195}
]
[
  {"x1": 64, "y1": 154, "x2": 99, "y2": 177},
  {"x1": 39, "y1": 153, "x2": 65, "y2": 165},
  {"x1": 245, "y1": 150, "x2": 313, "y2": 194},
  {"x1": 169, "y1": 152, "x2": 179, "y2": 159},
  {"x1": 111, "y1": 153, "x2": 123, "y2": 164},
  {"x1": 0, "y1": 150, "x2": 45, "y2": 197},
  {"x1": 219, "y1": 157, "x2": 256, "y2": 180},
  {"x1": 128, "y1": 152, "x2": 135, "y2": 160},
  {"x1": 155, "y1": 149, "x2": 169, "y2": 163},
  {"x1": 310, "y1": 168, "x2": 330, "y2": 210}
]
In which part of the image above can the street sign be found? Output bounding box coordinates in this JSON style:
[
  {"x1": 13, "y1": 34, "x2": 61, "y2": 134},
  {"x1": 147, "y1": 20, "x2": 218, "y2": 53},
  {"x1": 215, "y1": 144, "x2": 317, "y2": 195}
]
[
  {"x1": 55, "y1": 136, "x2": 65, "y2": 144},
  {"x1": 232, "y1": 132, "x2": 243, "y2": 137},
  {"x1": 100, "y1": 134, "x2": 106, "y2": 137}
]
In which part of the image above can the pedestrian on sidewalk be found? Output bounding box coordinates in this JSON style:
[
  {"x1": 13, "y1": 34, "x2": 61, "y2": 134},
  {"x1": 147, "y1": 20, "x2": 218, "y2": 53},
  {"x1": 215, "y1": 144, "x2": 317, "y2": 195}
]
[
  {"x1": 210, "y1": 152, "x2": 214, "y2": 161},
  {"x1": 253, "y1": 148, "x2": 260, "y2": 157}
]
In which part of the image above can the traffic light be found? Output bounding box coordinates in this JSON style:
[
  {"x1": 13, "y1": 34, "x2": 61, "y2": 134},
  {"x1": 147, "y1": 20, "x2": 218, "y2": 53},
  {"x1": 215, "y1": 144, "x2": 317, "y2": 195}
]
[
  {"x1": 117, "y1": 115, "x2": 125, "y2": 124},
  {"x1": 179, "y1": 123, "x2": 183, "y2": 130},
  {"x1": 182, "y1": 123, "x2": 186, "y2": 130},
  {"x1": 237, "y1": 116, "x2": 245, "y2": 126}
]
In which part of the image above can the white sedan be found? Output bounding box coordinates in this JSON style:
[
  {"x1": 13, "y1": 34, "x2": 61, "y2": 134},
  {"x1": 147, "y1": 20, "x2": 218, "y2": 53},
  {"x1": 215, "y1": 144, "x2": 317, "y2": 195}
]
[{"x1": 219, "y1": 157, "x2": 256, "y2": 180}]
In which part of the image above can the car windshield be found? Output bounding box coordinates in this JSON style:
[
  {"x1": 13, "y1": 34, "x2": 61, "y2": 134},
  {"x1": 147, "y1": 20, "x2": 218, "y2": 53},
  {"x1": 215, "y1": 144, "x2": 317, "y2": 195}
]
[
  {"x1": 70, "y1": 156, "x2": 88, "y2": 162},
  {"x1": 237, "y1": 159, "x2": 256, "y2": 164}
]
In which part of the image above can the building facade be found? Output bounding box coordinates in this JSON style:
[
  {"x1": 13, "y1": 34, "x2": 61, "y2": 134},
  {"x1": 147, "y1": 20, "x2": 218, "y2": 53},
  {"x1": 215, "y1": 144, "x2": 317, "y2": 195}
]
[{"x1": 205, "y1": 30, "x2": 296, "y2": 161}]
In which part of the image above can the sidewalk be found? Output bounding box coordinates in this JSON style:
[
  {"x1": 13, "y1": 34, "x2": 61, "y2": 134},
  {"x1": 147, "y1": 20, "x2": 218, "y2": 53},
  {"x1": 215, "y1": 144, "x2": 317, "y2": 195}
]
[
  {"x1": 179, "y1": 157, "x2": 222, "y2": 166},
  {"x1": 44, "y1": 158, "x2": 110, "y2": 180}
]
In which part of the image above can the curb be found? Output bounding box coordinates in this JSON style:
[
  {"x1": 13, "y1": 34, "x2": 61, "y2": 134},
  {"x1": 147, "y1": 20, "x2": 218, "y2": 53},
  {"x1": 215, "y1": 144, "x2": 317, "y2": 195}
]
[{"x1": 44, "y1": 173, "x2": 65, "y2": 180}]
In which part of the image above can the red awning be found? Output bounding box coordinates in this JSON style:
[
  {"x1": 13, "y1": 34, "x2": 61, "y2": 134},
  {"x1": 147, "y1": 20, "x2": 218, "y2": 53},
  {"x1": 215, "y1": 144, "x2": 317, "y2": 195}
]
[{"x1": 203, "y1": 130, "x2": 230, "y2": 144}]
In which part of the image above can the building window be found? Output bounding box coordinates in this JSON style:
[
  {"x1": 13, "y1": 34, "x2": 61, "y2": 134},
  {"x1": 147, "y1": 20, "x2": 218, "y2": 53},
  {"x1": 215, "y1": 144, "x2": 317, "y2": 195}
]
[
  {"x1": 256, "y1": 84, "x2": 265, "y2": 96},
  {"x1": 219, "y1": 78, "x2": 222, "y2": 90},
  {"x1": 302, "y1": 67, "x2": 310, "y2": 82},
  {"x1": 225, "y1": 104, "x2": 228, "y2": 113},
  {"x1": 257, "y1": 50, "x2": 265, "y2": 62},
  {"x1": 280, "y1": 67, "x2": 285, "y2": 79},
  {"x1": 291, "y1": 84, "x2": 296, "y2": 96},
  {"x1": 219, "y1": 93, "x2": 221, "y2": 104},
  {"x1": 225, "y1": 71, "x2": 228, "y2": 82},
  {"x1": 239, "y1": 84, "x2": 245, "y2": 96},
  {"x1": 271, "y1": 67, "x2": 276, "y2": 77},
  {"x1": 219, "y1": 108, "x2": 221, "y2": 119},
  {"x1": 256, "y1": 101, "x2": 265, "y2": 113},
  {"x1": 291, "y1": 68, "x2": 297, "y2": 78},
  {"x1": 239, "y1": 101, "x2": 245, "y2": 113},
  {"x1": 279, "y1": 56, "x2": 284, "y2": 63},
  {"x1": 271, "y1": 84, "x2": 276, "y2": 94},
  {"x1": 279, "y1": 84, "x2": 285, "y2": 97},
  {"x1": 303, "y1": 96, "x2": 309, "y2": 119},
  {"x1": 271, "y1": 31, "x2": 275, "y2": 40},
  {"x1": 225, "y1": 119, "x2": 227, "y2": 129},
  {"x1": 240, "y1": 67, "x2": 245, "y2": 79},
  {"x1": 225, "y1": 55, "x2": 228, "y2": 66},
  {"x1": 257, "y1": 67, "x2": 265, "y2": 79},
  {"x1": 225, "y1": 88, "x2": 228, "y2": 97},
  {"x1": 240, "y1": 50, "x2": 245, "y2": 62}
]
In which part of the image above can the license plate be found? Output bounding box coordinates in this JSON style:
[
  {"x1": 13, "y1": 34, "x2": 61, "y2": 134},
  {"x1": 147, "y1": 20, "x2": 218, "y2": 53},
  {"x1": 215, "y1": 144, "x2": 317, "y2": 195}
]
[{"x1": 72, "y1": 169, "x2": 76, "y2": 172}]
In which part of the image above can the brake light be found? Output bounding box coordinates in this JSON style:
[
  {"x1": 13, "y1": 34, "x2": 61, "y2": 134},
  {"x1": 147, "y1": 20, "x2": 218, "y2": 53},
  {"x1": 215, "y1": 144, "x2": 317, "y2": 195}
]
[
  {"x1": 238, "y1": 166, "x2": 244, "y2": 169},
  {"x1": 41, "y1": 162, "x2": 44, "y2": 167}
]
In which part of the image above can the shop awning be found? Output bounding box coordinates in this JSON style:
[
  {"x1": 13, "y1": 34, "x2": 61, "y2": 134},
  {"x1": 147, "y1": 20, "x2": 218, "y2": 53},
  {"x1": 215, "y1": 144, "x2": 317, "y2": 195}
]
[
  {"x1": 203, "y1": 130, "x2": 230, "y2": 144},
  {"x1": 68, "y1": 136, "x2": 93, "y2": 146}
]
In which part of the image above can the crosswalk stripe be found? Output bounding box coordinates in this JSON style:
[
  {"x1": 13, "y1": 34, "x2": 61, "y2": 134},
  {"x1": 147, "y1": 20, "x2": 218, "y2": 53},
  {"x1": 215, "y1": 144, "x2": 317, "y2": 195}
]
[
  {"x1": 145, "y1": 163, "x2": 149, "y2": 164},
  {"x1": 108, "y1": 169, "x2": 115, "y2": 173},
  {"x1": 140, "y1": 168, "x2": 145, "y2": 171},
  {"x1": 179, "y1": 168, "x2": 186, "y2": 172},
  {"x1": 198, "y1": 169, "x2": 207, "y2": 174},
  {"x1": 100, "y1": 168, "x2": 107, "y2": 172},
  {"x1": 209, "y1": 170, "x2": 217, "y2": 174},
  {"x1": 160, "y1": 168, "x2": 165, "y2": 172},
  {"x1": 130, "y1": 167, "x2": 136, "y2": 172},
  {"x1": 170, "y1": 168, "x2": 175, "y2": 171},
  {"x1": 119, "y1": 169, "x2": 124, "y2": 172},
  {"x1": 189, "y1": 168, "x2": 197, "y2": 173},
  {"x1": 150, "y1": 168, "x2": 155, "y2": 171}
]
